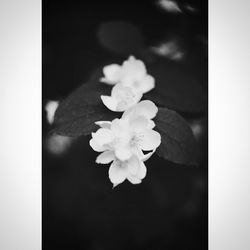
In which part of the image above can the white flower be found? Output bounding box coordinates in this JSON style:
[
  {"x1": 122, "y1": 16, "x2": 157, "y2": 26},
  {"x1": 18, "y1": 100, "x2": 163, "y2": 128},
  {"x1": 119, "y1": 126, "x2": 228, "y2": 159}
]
[
  {"x1": 101, "y1": 56, "x2": 155, "y2": 94},
  {"x1": 89, "y1": 100, "x2": 161, "y2": 187},
  {"x1": 100, "y1": 56, "x2": 155, "y2": 112},
  {"x1": 122, "y1": 100, "x2": 158, "y2": 129},
  {"x1": 101, "y1": 83, "x2": 142, "y2": 112},
  {"x1": 109, "y1": 155, "x2": 147, "y2": 187},
  {"x1": 45, "y1": 100, "x2": 59, "y2": 124}
]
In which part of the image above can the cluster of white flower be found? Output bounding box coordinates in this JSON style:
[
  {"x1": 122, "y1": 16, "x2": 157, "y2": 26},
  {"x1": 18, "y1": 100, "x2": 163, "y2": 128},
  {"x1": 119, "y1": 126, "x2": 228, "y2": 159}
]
[
  {"x1": 90, "y1": 56, "x2": 161, "y2": 187},
  {"x1": 100, "y1": 56, "x2": 155, "y2": 112}
]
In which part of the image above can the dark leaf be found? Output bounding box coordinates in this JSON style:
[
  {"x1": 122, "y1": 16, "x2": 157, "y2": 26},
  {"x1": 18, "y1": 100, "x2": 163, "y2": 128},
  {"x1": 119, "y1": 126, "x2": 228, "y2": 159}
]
[
  {"x1": 145, "y1": 62, "x2": 207, "y2": 113},
  {"x1": 54, "y1": 82, "x2": 117, "y2": 137},
  {"x1": 155, "y1": 107, "x2": 198, "y2": 165},
  {"x1": 97, "y1": 21, "x2": 145, "y2": 56}
]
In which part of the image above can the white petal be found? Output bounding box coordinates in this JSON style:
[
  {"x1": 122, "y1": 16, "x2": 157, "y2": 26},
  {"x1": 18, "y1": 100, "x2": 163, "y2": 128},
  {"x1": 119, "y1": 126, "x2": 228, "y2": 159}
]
[
  {"x1": 122, "y1": 56, "x2": 146, "y2": 81},
  {"x1": 108, "y1": 160, "x2": 128, "y2": 186},
  {"x1": 121, "y1": 74, "x2": 155, "y2": 95},
  {"x1": 45, "y1": 100, "x2": 59, "y2": 124},
  {"x1": 101, "y1": 95, "x2": 119, "y2": 112},
  {"x1": 95, "y1": 121, "x2": 112, "y2": 129},
  {"x1": 96, "y1": 151, "x2": 115, "y2": 164},
  {"x1": 131, "y1": 146, "x2": 155, "y2": 161},
  {"x1": 111, "y1": 83, "x2": 129, "y2": 98},
  {"x1": 139, "y1": 75, "x2": 155, "y2": 93},
  {"x1": 127, "y1": 156, "x2": 147, "y2": 182},
  {"x1": 131, "y1": 146, "x2": 144, "y2": 159},
  {"x1": 115, "y1": 102, "x2": 130, "y2": 112},
  {"x1": 92, "y1": 128, "x2": 114, "y2": 145},
  {"x1": 129, "y1": 116, "x2": 149, "y2": 132},
  {"x1": 127, "y1": 175, "x2": 142, "y2": 184},
  {"x1": 110, "y1": 119, "x2": 131, "y2": 147},
  {"x1": 127, "y1": 155, "x2": 140, "y2": 175},
  {"x1": 115, "y1": 146, "x2": 132, "y2": 161},
  {"x1": 110, "y1": 118, "x2": 128, "y2": 134},
  {"x1": 122, "y1": 100, "x2": 158, "y2": 120},
  {"x1": 148, "y1": 120, "x2": 156, "y2": 129},
  {"x1": 111, "y1": 84, "x2": 142, "y2": 111},
  {"x1": 139, "y1": 130, "x2": 161, "y2": 151},
  {"x1": 141, "y1": 149, "x2": 156, "y2": 162},
  {"x1": 138, "y1": 160, "x2": 147, "y2": 179},
  {"x1": 89, "y1": 138, "x2": 106, "y2": 152},
  {"x1": 101, "y1": 64, "x2": 122, "y2": 84}
]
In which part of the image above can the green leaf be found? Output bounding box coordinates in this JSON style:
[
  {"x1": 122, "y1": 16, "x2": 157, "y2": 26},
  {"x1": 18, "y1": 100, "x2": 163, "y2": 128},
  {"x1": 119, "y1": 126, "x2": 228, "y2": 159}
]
[
  {"x1": 155, "y1": 107, "x2": 198, "y2": 165},
  {"x1": 145, "y1": 62, "x2": 207, "y2": 113},
  {"x1": 53, "y1": 82, "x2": 117, "y2": 137},
  {"x1": 97, "y1": 21, "x2": 145, "y2": 56}
]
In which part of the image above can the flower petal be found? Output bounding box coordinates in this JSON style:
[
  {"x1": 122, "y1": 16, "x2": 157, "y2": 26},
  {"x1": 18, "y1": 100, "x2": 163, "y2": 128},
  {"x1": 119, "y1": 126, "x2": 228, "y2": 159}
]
[
  {"x1": 127, "y1": 156, "x2": 147, "y2": 182},
  {"x1": 45, "y1": 100, "x2": 59, "y2": 125},
  {"x1": 109, "y1": 160, "x2": 128, "y2": 186},
  {"x1": 110, "y1": 118, "x2": 129, "y2": 134},
  {"x1": 131, "y1": 146, "x2": 155, "y2": 161},
  {"x1": 129, "y1": 116, "x2": 149, "y2": 132},
  {"x1": 148, "y1": 120, "x2": 156, "y2": 129},
  {"x1": 95, "y1": 121, "x2": 112, "y2": 129},
  {"x1": 127, "y1": 155, "x2": 140, "y2": 175},
  {"x1": 138, "y1": 160, "x2": 147, "y2": 179},
  {"x1": 139, "y1": 130, "x2": 161, "y2": 151},
  {"x1": 131, "y1": 146, "x2": 144, "y2": 159},
  {"x1": 110, "y1": 119, "x2": 131, "y2": 147},
  {"x1": 139, "y1": 75, "x2": 155, "y2": 93},
  {"x1": 101, "y1": 95, "x2": 118, "y2": 112},
  {"x1": 122, "y1": 56, "x2": 146, "y2": 81},
  {"x1": 89, "y1": 138, "x2": 106, "y2": 152},
  {"x1": 122, "y1": 74, "x2": 154, "y2": 95},
  {"x1": 115, "y1": 146, "x2": 132, "y2": 161},
  {"x1": 111, "y1": 84, "x2": 142, "y2": 111},
  {"x1": 127, "y1": 174, "x2": 142, "y2": 184},
  {"x1": 122, "y1": 100, "x2": 158, "y2": 120},
  {"x1": 141, "y1": 149, "x2": 156, "y2": 161},
  {"x1": 96, "y1": 151, "x2": 115, "y2": 164},
  {"x1": 92, "y1": 128, "x2": 114, "y2": 146},
  {"x1": 101, "y1": 64, "x2": 122, "y2": 84}
]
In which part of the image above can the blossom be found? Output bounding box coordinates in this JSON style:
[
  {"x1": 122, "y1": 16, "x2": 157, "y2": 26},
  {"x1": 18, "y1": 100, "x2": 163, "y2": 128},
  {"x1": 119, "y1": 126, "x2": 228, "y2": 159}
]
[
  {"x1": 108, "y1": 156, "x2": 147, "y2": 186},
  {"x1": 100, "y1": 56, "x2": 155, "y2": 112},
  {"x1": 101, "y1": 83, "x2": 142, "y2": 112},
  {"x1": 91, "y1": 56, "x2": 160, "y2": 187},
  {"x1": 45, "y1": 100, "x2": 59, "y2": 124},
  {"x1": 101, "y1": 56, "x2": 155, "y2": 94},
  {"x1": 89, "y1": 100, "x2": 161, "y2": 186}
]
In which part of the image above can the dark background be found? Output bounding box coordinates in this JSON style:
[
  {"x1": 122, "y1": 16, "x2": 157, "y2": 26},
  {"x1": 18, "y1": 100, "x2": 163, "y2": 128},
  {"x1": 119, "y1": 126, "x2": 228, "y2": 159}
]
[{"x1": 43, "y1": 0, "x2": 208, "y2": 249}]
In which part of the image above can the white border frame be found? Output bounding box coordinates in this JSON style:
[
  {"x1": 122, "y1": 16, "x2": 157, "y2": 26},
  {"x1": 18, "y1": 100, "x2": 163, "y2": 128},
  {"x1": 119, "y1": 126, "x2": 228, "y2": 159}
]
[
  {"x1": 1, "y1": 0, "x2": 250, "y2": 249},
  {"x1": 0, "y1": 0, "x2": 41, "y2": 249},
  {"x1": 209, "y1": 0, "x2": 250, "y2": 249}
]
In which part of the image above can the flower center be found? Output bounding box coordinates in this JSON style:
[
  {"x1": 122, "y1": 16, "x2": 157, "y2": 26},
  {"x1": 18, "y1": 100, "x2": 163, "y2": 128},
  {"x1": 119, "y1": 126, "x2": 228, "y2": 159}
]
[{"x1": 130, "y1": 133, "x2": 144, "y2": 147}]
